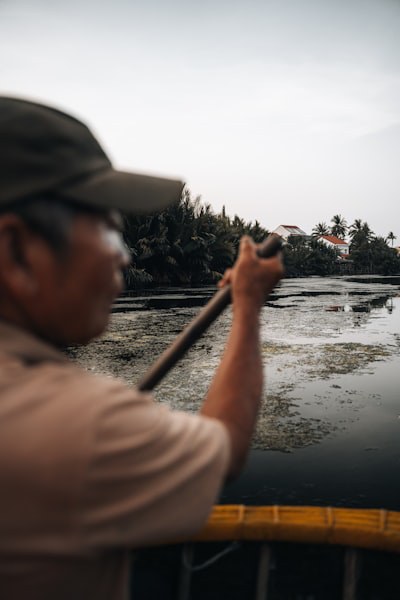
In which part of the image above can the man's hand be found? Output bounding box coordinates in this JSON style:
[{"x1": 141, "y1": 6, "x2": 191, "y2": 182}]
[{"x1": 218, "y1": 236, "x2": 284, "y2": 311}]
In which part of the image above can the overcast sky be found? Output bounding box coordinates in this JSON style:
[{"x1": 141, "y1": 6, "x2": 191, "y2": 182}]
[{"x1": 1, "y1": 0, "x2": 399, "y2": 238}]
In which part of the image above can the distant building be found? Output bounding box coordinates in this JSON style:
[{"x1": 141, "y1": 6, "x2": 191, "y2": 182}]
[
  {"x1": 319, "y1": 235, "x2": 350, "y2": 256},
  {"x1": 272, "y1": 225, "x2": 308, "y2": 241}
]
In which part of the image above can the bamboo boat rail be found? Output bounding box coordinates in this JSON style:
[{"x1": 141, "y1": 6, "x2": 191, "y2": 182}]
[
  {"x1": 181, "y1": 505, "x2": 400, "y2": 554},
  {"x1": 160, "y1": 505, "x2": 400, "y2": 600}
]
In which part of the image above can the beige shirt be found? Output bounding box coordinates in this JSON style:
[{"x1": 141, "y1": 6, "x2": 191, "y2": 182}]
[{"x1": 0, "y1": 321, "x2": 230, "y2": 600}]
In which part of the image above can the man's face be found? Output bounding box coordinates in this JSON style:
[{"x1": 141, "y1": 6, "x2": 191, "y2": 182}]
[{"x1": 25, "y1": 210, "x2": 130, "y2": 346}]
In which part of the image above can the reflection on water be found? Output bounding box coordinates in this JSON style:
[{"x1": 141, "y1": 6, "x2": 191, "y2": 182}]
[
  {"x1": 71, "y1": 276, "x2": 400, "y2": 509},
  {"x1": 326, "y1": 294, "x2": 393, "y2": 314}
]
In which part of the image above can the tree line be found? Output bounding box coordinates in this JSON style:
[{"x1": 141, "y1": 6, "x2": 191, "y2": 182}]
[
  {"x1": 123, "y1": 198, "x2": 400, "y2": 288},
  {"x1": 304, "y1": 214, "x2": 399, "y2": 277},
  {"x1": 123, "y1": 190, "x2": 269, "y2": 287}
]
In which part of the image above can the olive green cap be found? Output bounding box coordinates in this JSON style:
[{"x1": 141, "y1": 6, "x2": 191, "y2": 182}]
[{"x1": 0, "y1": 97, "x2": 184, "y2": 213}]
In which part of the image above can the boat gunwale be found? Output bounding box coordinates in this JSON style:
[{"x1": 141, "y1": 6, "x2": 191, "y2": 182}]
[{"x1": 171, "y1": 505, "x2": 400, "y2": 553}]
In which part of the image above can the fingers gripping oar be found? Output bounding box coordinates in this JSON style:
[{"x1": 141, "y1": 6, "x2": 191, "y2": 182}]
[{"x1": 137, "y1": 233, "x2": 283, "y2": 392}]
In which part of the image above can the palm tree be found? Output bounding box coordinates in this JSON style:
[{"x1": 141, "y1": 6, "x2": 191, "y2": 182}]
[
  {"x1": 123, "y1": 189, "x2": 273, "y2": 286},
  {"x1": 361, "y1": 222, "x2": 374, "y2": 242},
  {"x1": 330, "y1": 215, "x2": 347, "y2": 239},
  {"x1": 312, "y1": 222, "x2": 330, "y2": 237},
  {"x1": 348, "y1": 220, "x2": 375, "y2": 273},
  {"x1": 244, "y1": 220, "x2": 270, "y2": 244},
  {"x1": 348, "y1": 219, "x2": 363, "y2": 240},
  {"x1": 349, "y1": 220, "x2": 374, "y2": 245},
  {"x1": 387, "y1": 231, "x2": 397, "y2": 247}
]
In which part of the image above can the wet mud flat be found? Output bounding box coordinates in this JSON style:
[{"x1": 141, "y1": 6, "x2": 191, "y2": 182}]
[{"x1": 69, "y1": 277, "x2": 400, "y2": 509}]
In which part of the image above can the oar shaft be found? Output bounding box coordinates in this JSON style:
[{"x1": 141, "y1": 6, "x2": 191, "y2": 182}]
[{"x1": 137, "y1": 233, "x2": 283, "y2": 391}]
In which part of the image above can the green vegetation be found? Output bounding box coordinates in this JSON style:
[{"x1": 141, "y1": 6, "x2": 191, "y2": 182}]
[
  {"x1": 330, "y1": 214, "x2": 347, "y2": 239},
  {"x1": 286, "y1": 216, "x2": 400, "y2": 277},
  {"x1": 284, "y1": 236, "x2": 339, "y2": 277},
  {"x1": 122, "y1": 198, "x2": 400, "y2": 287},
  {"x1": 123, "y1": 190, "x2": 269, "y2": 288}
]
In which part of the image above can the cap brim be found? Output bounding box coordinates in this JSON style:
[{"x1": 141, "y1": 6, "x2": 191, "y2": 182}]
[{"x1": 59, "y1": 167, "x2": 184, "y2": 214}]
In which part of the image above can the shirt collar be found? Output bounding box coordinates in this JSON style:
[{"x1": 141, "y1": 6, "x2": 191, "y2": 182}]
[{"x1": 0, "y1": 320, "x2": 69, "y2": 364}]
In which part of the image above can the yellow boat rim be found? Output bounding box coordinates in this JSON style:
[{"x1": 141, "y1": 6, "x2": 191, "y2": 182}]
[{"x1": 177, "y1": 505, "x2": 400, "y2": 553}]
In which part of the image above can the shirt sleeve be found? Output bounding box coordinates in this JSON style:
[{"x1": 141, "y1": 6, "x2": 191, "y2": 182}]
[{"x1": 81, "y1": 383, "x2": 230, "y2": 549}]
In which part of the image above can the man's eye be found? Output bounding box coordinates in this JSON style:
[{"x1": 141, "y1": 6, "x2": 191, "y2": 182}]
[
  {"x1": 102, "y1": 229, "x2": 130, "y2": 259},
  {"x1": 107, "y1": 211, "x2": 124, "y2": 233}
]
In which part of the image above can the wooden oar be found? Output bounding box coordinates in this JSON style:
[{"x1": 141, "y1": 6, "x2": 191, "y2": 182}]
[{"x1": 137, "y1": 233, "x2": 283, "y2": 391}]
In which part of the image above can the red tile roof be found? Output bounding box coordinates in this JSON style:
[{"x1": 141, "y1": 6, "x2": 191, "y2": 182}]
[{"x1": 320, "y1": 235, "x2": 347, "y2": 245}]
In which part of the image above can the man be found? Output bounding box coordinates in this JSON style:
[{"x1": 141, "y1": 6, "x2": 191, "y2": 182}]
[{"x1": 0, "y1": 97, "x2": 283, "y2": 599}]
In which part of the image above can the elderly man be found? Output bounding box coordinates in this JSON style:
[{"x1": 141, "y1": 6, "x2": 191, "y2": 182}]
[{"x1": 0, "y1": 97, "x2": 283, "y2": 600}]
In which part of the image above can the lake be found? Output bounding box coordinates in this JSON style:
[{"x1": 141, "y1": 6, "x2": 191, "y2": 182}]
[{"x1": 70, "y1": 276, "x2": 400, "y2": 510}]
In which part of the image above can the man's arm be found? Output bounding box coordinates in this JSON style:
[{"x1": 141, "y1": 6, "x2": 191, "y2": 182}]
[{"x1": 200, "y1": 236, "x2": 284, "y2": 479}]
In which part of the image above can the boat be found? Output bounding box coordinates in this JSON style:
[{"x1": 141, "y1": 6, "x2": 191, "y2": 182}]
[{"x1": 131, "y1": 504, "x2": 400, "y2": 599}]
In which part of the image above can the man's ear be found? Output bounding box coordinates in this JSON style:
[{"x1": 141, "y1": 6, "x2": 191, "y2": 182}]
[{"x1": 0, "y1": 215, "x2": 40, "y2": 297}]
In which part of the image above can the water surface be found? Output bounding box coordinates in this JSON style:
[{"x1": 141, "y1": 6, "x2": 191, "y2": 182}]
[{"x1": 71, "y1": 277, "x2": 400, "y2": 509}]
